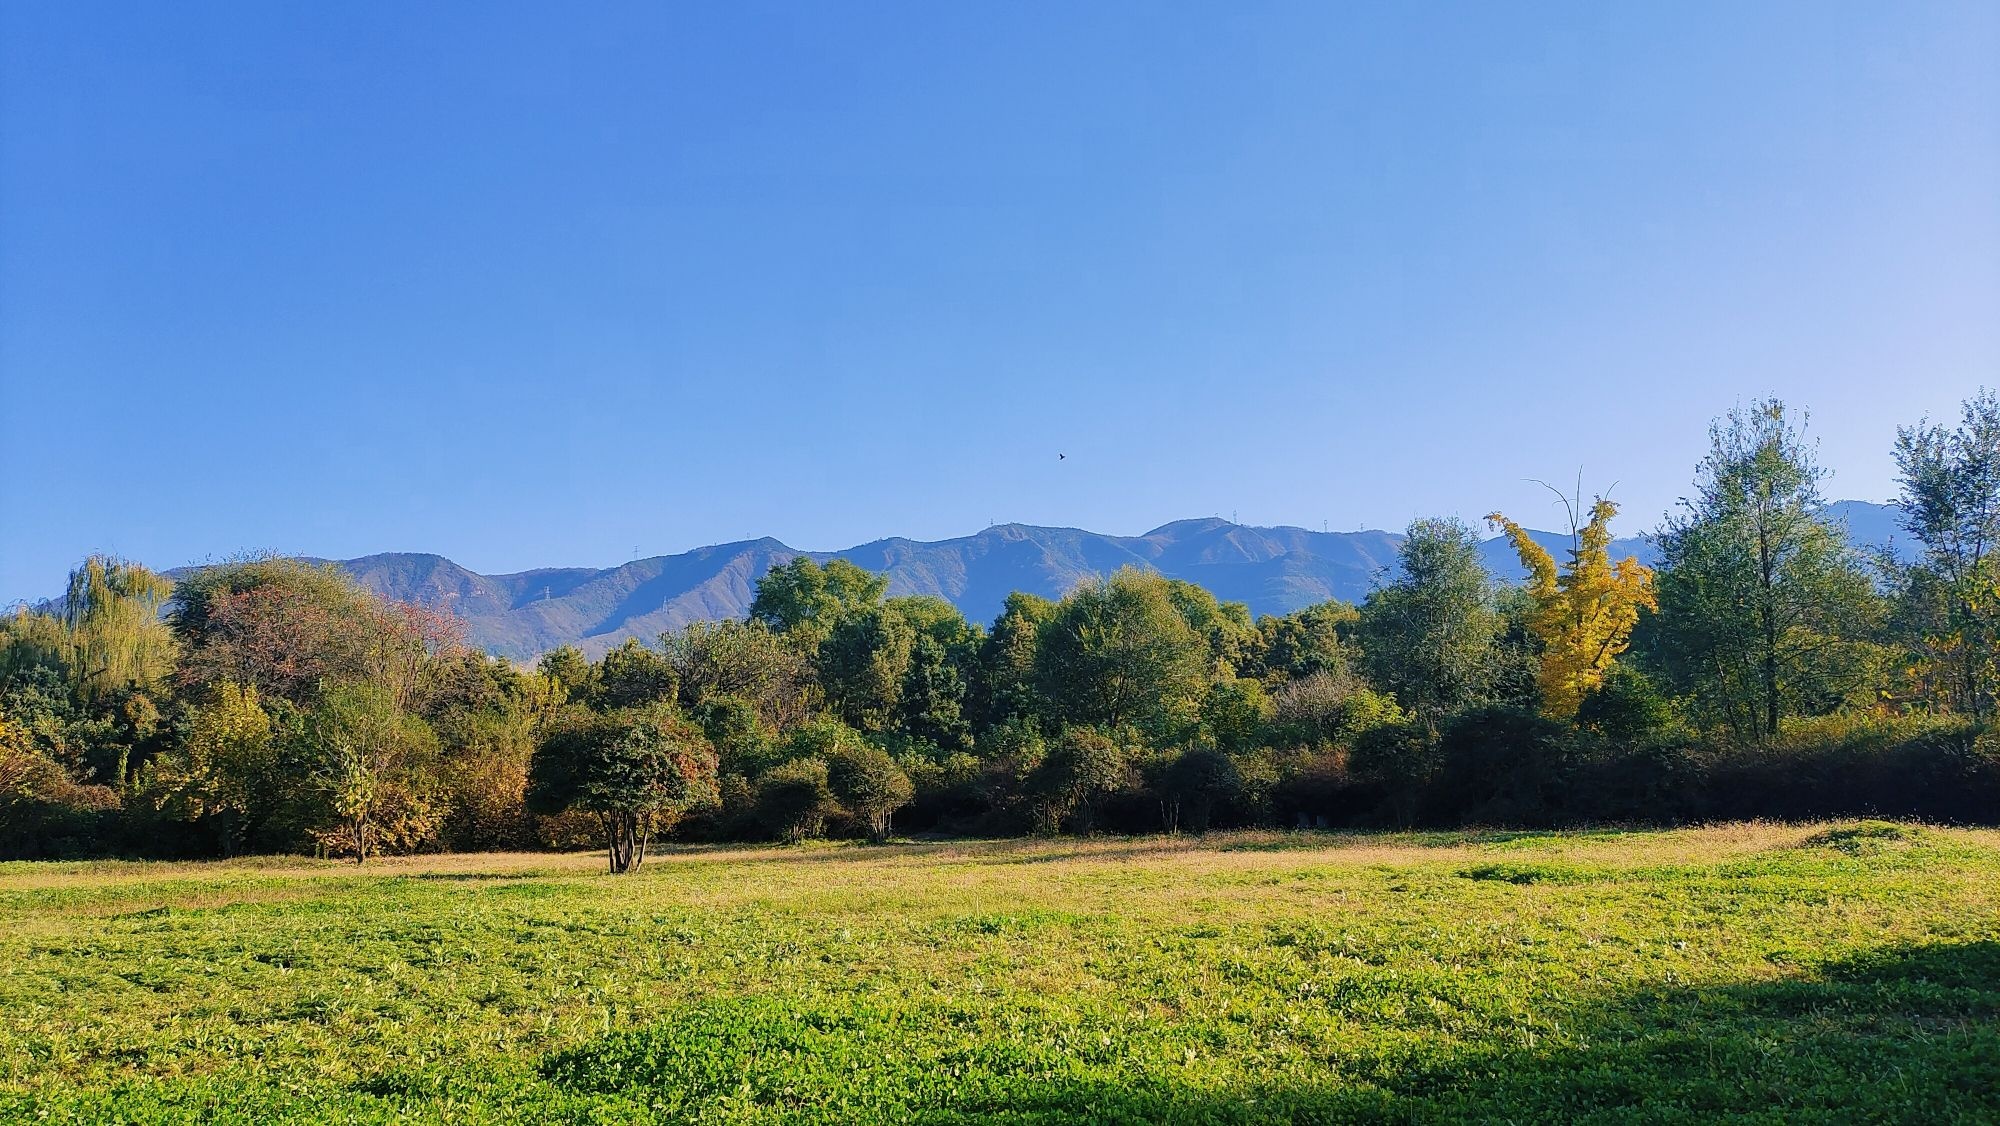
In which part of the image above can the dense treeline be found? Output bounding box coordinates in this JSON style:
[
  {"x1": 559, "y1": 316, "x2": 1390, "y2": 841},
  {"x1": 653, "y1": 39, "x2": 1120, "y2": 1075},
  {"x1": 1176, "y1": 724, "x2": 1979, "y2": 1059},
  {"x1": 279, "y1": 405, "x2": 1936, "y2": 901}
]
[{"x1": 6, "y1": 394, "x2": 2000, "y2": 867}]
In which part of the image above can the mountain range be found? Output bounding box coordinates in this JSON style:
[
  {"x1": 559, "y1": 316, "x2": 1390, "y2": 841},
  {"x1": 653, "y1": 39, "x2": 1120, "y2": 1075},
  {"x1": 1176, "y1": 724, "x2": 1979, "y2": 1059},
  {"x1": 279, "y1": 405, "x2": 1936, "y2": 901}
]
[{"x1": 311, "y1": 500, "x2": 1905, "y2": 661}]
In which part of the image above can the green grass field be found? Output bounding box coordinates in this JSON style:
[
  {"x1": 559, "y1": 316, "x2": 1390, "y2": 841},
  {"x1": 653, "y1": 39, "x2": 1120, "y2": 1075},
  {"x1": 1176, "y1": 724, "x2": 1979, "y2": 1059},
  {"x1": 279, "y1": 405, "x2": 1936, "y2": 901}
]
[{"x1": 2, "y1": 823, "x2": 1996, "y2": 1124}]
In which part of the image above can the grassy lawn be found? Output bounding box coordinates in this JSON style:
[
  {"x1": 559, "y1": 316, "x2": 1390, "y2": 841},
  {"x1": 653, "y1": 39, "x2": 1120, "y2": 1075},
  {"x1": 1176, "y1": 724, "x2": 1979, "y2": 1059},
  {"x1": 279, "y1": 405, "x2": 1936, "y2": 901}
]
[{"x1": 1, "y1": 822, "x2": 1996, "y2": 1123}]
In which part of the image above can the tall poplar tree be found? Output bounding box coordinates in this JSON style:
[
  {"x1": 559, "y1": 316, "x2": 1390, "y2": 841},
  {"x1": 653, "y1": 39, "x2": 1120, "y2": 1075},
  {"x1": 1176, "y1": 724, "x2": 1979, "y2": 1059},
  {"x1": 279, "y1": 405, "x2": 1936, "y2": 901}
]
[
  {"x1": 1652, "y1": 401, "x2": 1881, "y2": 736},
  {"x1": 1356, "y1": 518, "x2": 1499, "y2": 730},
  {"x1": 1893, "y1": 388, "x2": 2000, "y2": 717}
]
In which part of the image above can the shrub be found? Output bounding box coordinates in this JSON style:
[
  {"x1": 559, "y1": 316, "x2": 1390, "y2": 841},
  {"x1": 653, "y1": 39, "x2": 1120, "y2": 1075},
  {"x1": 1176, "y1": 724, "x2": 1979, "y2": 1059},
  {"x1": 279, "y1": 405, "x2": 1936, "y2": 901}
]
[
  {"x1": 1697, "y1": 715, "x2": 1994, "y2": 823},
  {"x1": 1576, "y1": 666, "x2": 1677, "y2": 747},
  {"x1": 1347, "y1": 721, "x2": 1437, "y2": 827},
  {"x1": 824, "y1": 742, "x2": 913, "y2": 842},
  {"x1": 677, "y1": 771, "x2": 757, "y2": 842},
  {"x1": 0, "y1": 718, "x2": 120, "y2": 859},
  {"x1": 1432, "y1": 705, "x2": 1580, "y2": 826},
  {"x1": 1264, "y1": 746, "x2": 1368, "y2": 829},
  {"x1": 429, "y1": 702, "x2": 541, "y2": 852},
  {"x1": 1571, "y1": 738, "x2": 1702, "y2": 824},
  {"x1": 533, "y1": 807, "x2": 601, "y2": 851},
  {"x1": 1160, "y1": 747, "x2": 1239, "y2": 833},
  {"x1": 1269, "y1": 671, "x2": 1404, "y2": 748},
  {"x1": 900, "y1": 752, "x2": 985, "y2": 832},
  {"x1": 439, "y1": 746, "x2": 534, "y2": 852},
  {"x1": 1022, "y1": 727, "x2": 1127, "y2": 834},
  {"x1": 754, "y1": 759, "x2": 841, "y2": 843}
]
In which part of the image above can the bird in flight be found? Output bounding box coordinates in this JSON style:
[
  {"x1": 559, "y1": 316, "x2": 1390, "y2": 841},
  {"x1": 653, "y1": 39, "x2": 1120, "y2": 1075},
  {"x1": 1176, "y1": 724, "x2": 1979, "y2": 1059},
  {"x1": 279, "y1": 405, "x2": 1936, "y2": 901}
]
[{"x1": 1058, "y1": 453, "x2": 1066, "y2": 460}]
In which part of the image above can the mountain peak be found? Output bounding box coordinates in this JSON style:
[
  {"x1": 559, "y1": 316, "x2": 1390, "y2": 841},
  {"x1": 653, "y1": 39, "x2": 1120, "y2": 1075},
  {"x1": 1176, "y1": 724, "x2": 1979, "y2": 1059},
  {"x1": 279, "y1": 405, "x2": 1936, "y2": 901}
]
[{"x1": 1143, "y1": 517, "x2": 1236, "y2": 537}]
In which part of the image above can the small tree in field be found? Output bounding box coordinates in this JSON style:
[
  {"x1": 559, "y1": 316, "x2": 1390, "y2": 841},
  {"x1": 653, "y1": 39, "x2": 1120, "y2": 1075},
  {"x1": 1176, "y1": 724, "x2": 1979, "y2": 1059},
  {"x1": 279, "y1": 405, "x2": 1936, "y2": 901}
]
[
  {"x1": 308, "y1": 682, "x2": 443, "y2": 864},
  {"x1": 753, "y1": 758, "x2": 842, "y2": 843},
  {"x1": 527, "y1": 703, "x2": 719, "y2": 873},
  {"x1": 824, "y1": 741, "x2": 913, "y2": 842},
  {"x1": 1024, "y1": 727, "x2": 1126, "y2": 834}
]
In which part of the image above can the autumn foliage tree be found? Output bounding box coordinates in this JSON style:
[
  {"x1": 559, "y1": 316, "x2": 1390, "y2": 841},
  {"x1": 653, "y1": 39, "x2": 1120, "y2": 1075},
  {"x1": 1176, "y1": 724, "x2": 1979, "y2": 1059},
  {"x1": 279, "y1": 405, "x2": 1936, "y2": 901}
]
[
  {"x1": 15, "y1": 391, "x2": 2000, "y2": 856},
  {"x1": 1487, "y1": 495, "x2": 1656, "y2": 719},
  {"x1": 307, "y1": 682, "x2": 444, "y2": 864},
  {"x1": 175, "y1": 559, "x2": 401, "y2": 708},
  {"x1": 143, "y1": 681, "x2": 275, "y2": 855}
]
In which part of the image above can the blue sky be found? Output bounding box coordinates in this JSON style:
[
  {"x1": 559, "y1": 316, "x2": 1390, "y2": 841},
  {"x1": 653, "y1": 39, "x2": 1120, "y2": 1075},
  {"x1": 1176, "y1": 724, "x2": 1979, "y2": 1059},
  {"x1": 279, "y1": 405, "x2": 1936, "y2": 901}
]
[{"x1": 4, "y1": 2, "x2": 1996, "y2": 599}]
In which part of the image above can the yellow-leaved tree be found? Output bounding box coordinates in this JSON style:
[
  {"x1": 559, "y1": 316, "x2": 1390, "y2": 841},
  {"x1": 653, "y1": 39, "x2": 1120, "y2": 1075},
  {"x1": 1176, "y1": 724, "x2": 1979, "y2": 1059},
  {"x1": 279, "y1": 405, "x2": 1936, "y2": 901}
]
[{"x1": 1487, "y1": 496, "x2": 1657, "y2": 719}]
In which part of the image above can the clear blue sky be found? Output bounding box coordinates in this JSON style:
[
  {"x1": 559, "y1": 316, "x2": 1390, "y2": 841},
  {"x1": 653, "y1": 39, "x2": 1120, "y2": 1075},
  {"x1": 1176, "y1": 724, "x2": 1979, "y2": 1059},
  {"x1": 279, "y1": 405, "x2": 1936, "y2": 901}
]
[{"x1": 4, "y1": 2, "x2": 1996, "y2": 599}]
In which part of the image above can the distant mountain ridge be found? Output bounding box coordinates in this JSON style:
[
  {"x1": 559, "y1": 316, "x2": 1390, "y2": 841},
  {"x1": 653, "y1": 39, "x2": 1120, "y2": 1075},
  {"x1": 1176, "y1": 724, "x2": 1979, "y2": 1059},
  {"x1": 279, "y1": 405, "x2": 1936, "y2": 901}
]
[{"x1": 313, "y1": 500, "x2": 1904, "y2": 661}]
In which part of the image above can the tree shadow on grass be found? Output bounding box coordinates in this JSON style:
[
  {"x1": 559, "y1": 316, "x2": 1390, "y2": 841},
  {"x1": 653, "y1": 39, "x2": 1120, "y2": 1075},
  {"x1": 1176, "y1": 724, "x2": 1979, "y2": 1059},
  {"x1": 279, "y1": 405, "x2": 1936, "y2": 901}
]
[
  {"x1": 403, "y1": 871, "x2": 555, "y2": 882},
  {"x1": 524, "y1": 941, "x2": 2000, "y2": 1124},
  {"x1": 1325, "y1": 940, "x2": 2000, "y2": 1124},
  {"x1": 654, "y1": 829, "x2": 1595, "y2": 873},
  {"x1": 655, "y1": 840, "x2": 996, "y2": 868}
]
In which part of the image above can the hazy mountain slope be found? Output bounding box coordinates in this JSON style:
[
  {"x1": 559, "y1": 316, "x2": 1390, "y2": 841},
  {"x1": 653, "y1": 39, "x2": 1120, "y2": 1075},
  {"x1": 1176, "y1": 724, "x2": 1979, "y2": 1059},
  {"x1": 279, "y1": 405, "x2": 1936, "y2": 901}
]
[
  {"x1": 1824, "y1": 500, "x2": 1910, "y2": 558},
  {"x1": 340, "y1": 541, "x2": 798, "y2": 658},
  {"x1": 170, "y1": 501, "x2": 1906, "y2": 660},
  {"x1": 828, "y1": 519, "x2": 1409, "y2": 625}
]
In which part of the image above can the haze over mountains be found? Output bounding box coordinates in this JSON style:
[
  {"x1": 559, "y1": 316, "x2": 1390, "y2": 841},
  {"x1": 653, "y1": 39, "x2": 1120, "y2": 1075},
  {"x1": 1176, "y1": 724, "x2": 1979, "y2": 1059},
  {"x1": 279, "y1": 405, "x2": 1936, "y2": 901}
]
[{"x1": 309, "y1": 501, "x2": 1903, "y2": 661}]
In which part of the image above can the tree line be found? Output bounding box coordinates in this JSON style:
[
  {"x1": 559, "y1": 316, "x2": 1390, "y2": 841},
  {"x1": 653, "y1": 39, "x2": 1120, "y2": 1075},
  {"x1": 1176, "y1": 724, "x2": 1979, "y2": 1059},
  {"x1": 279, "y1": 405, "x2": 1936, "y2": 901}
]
[{"x1": 5, "y1": 394, "x2": 2000, "y2": 868}]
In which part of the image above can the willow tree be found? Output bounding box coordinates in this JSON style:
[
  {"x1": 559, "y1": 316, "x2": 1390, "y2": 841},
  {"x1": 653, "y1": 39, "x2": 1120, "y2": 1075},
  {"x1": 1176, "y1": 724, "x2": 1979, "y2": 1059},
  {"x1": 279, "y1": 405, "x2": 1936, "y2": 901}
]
[
  {"x1": 61, "y1": 556, "x2": 177, "y2": 704},
  {"x1": 1487, "y1": 496, "x2": 1656, "y2": 719},
  {"x1": 0, "y1": 607, "x2": 68, "y2": 683}
]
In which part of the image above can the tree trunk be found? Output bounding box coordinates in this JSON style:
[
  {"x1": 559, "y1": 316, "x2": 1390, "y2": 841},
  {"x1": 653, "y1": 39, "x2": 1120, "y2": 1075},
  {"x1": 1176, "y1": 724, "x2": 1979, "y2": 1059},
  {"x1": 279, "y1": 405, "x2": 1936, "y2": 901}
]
[
  {"x1": 605, "y1": 812, "x2": 639, "y2": 874},
  {"x1": 1758, "y1": 520, "x2": 1780, "y2": 738},
  {"x1": 1762, "y1": 629, "x2": 1779, "y2": 737},
  {"x1": 1959, "y1": 592, "x2": 1985, "y2": 720}
]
